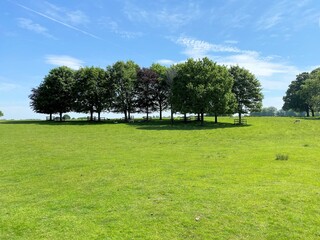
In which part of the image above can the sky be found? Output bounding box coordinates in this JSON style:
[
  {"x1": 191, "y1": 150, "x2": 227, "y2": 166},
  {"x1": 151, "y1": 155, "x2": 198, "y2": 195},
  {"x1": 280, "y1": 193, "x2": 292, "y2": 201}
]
[{"x1": 1, "y1": 0, "x2": 320, "y2": 119}]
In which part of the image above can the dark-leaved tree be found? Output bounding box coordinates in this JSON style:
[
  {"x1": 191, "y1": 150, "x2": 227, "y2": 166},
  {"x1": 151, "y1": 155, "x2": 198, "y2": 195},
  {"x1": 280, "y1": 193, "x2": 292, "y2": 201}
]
[{"x1": 135, "y1": 68, "x2": 158, "y2": 121}]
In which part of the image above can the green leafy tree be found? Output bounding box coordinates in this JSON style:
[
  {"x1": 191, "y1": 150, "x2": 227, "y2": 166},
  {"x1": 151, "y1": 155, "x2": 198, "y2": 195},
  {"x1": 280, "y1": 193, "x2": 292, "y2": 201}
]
[
  {"x1": 150, "y1": 63, "x2": 169, "y2": 120},
  {"x1": 0, "y1": 110, "x2": 3, "y2": 118},
  {"x1": 29, "y1": 66, "x2": 75, "y2": 121},
  {"x1": 251, "y1": 106, "x2": 277, "y2": 116},
  {"x1": 165, "y1": 65, "x2": 178, "y2": 124},
  {"x1": 109, "y1": 60, "x2": 139, "y2": 121},
  {"x1": 172, "y1": 58, "x2": 234, "y2": 124},
  {"x1": 283, "y1": 72, "x2": 310, "y2": 116},
  {"x1": 135, "y1": 68, "x2": 158, "y2": 121},
  {"x1": 229, "y1": 65, "x2": 263, "y2": 122},
  {"x1": 73, "y1": 67, "x2": 112, "y2": 121},
  {"x1": 171, "y1": 61, "x2": 194, "y2": 121},
  {"x1": 300, "y1": 68, "x2": 320, "y2": 115}
]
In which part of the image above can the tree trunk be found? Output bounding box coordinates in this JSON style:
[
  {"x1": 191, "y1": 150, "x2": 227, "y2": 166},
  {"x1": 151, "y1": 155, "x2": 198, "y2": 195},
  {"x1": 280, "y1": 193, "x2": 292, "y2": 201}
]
[
  {"x1": 146, "y1": 106, "x2": 149, "y2": 121},
  {"x1": 159, "y1": 103, "x2": 162, "y2": 120},
  {"x1": 50, "y1": 113, "x2": 52, "y2": 121},
  {"x1": 238, "y1": 112, "x2": 242, "y2": 124},
  {"x1": 90, "y1": 110, "x2": 94, "y2": 121},
  {"x1": 214, "y1": 113, "x2": 218, "y2": 123},
  {"x1": 98, "y1": 111, "x2": 101, "y2": 121},
  {"x1": 197, "y1": 113, "x2": 200, "y2": 121},
  {"x1": 311, "y1": 108, "x2": 315, "y2": 117},
  {"x1": 201, "y1": 111, "x2": 204, "y2": 126},
  {"x1": 170, "y1": 107, "x2": 174, "y2": 125},
  {"x1": 124, "y1": 110, "x2": 127, "y2": 122},
  {"x1": 305, "y1": 106, "x2": 310, "y2": 117},
  {"x1": 59, "y1": 112, "x2": 63, "y2": 122},
  {"x1": 184, "y1": 113, "x2": 187, "y2": 123}
]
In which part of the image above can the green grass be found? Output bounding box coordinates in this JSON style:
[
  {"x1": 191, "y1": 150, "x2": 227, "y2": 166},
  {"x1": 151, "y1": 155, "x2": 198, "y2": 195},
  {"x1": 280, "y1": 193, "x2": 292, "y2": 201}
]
[{"x1": 1, "y1": 117, "x2": 320, "y2": 239}]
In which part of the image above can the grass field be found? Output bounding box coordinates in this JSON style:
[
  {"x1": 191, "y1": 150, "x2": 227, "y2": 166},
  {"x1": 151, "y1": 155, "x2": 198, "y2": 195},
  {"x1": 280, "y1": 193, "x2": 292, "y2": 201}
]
[{"x1": 1, "y1": 117, "x2": 320, "y2": 239}]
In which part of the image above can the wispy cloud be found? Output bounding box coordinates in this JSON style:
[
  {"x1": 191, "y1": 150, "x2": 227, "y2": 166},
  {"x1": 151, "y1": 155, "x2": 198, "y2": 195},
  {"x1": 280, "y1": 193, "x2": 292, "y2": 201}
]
[
  {"x1": 99, "y1": 18, "x2": 143, "y2": 39},
  {"x1": 45, "y1": 55, "x2": 84, "y2": 70},
  {"x1": 257, "y1": 13, "x2": 282, "y2": 30},
  {"x1": 124, "y1": 2, "x2": 201, "y2": 30},
  {"x1": 0, "y1": 78, "x2": 20, "y2": 92},
  {"x1": 171, "y1": 36, "x2": 300, "y2": 93},
  {"x1": 156, "y1": 59, "x2": 176, "y2": 66},
  {"x1": 256, "y1": 0, "x2": 320, "y2": 31},
  {"x1": 17, "y1": 18, "x2": 54, "y2": 38},
  {"x1": 174, "y1": 36, "x2": 244, "y2": 59},
  {"x1": 13, "y1": 2, "x2": 101, "y2": 39}
]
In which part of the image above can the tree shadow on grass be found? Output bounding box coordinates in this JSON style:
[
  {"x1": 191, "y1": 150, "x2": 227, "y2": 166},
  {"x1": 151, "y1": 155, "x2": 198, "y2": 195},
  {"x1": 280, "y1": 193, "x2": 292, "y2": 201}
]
[
  {"x1": 297, "y1": 117, "x2": 320, "y2": 121},
  {"x1": 0, "y1": 119, "x2": 251, "y2": 130},
  {"x1": 0, "y1": 120, "x2": 119, "y2": 126},
  {"x1": 128, "y1": 119, "x2": 250, "y2": 131}
]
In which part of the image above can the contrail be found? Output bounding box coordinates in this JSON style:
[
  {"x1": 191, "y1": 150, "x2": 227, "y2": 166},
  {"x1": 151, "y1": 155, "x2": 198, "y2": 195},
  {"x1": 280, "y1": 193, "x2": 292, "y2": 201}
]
[{"x1": 13, "y1": 1, "x2": 102, "y2": 40}]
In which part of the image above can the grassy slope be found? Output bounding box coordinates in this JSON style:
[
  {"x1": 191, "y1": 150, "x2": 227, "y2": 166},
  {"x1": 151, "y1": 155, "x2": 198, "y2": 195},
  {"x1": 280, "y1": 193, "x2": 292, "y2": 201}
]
[{"x1": 1, "y1": 117, "x2": 320, "y2": 239}]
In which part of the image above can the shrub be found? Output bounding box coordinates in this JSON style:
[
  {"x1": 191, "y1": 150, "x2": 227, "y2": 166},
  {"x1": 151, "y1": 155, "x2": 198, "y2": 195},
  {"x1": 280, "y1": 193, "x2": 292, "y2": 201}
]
[
  {"x1": 275, "y1": 154, "x2": 289, "y2": 161},
  {"x1": 63, "y1": 114, "x2": 71, "y2": 120}
]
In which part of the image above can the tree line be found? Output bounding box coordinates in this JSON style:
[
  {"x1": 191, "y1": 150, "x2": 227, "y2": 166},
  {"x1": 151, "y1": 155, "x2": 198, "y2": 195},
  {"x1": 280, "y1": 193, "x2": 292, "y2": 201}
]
[
  {"x1": 283, "y1": 67, "x2": 320, "y2": 117},
  {"x1": 30, "y1": 57, "x2": 263, "y2": 124}
]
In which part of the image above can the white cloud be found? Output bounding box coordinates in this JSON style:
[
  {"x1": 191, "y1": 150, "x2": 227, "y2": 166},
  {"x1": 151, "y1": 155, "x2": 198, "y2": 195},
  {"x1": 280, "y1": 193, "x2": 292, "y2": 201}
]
[
  {"x1": 175, "y1": 36, "x2": 242, "y2": 59},
  {"x1": 14, "y1": 2, "x2": 100, "y2": 39},
  {"x1": 124, "y1": 2, "x2": 200, "y2": 29},
  {"x1": 172, "y1": 36, "x2": 301, "y2": 93},
  {"x1": 215, "y1": 51, "x2": 298, "y2": 78},
  {"x1": 66, "y1": 10, "x2": 90, "y2": 26},
  {"x1": 45, "y1": 55, "x2": 84, "y2": 70},
  {"x1": 17, "y1": 18, "x2": 53, "y2": 38},
  {"x1": 256, "y1": 0, "x2": 320, "y2": 31},
  {"x1": 99, "y1": 18, "x2": 143, "y2": 39},
  {"x1": 257, "y1": 13, "x2": 282, "y2": 30},
  {"x1": 156, "y1": 59, "x2": 176, "y2": 66},
  {"x1": 0, "y1": 82, "x2": 20, "y2": 92}
]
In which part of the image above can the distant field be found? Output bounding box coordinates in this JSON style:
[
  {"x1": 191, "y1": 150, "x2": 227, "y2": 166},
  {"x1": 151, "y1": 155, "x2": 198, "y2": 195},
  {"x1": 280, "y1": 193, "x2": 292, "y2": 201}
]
[{"x1": 1, "y1": 117, "x2": 320, "y2": 239}]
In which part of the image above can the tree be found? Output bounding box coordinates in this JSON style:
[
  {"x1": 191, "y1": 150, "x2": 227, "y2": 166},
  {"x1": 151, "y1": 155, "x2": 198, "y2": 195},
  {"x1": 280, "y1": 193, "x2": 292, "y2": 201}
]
[
  {"x1": 229, "y1": 65, "x2": 263, "y2": 122},
  {"x1": 73, "y1": 66, "x2": 112, "y2": 121},
  {"x1": 300, "y1": 68, "x2": 320, "y2": 115},
  {"x1": 172, "y1": 58, "x2": 234, "y2": 124},
  {"x1": 171, "y1": 61, "x2": 195, "y2": 121},
  {"x1": 283, "y1": 72, "x2": 310, "y2": 116},
  {"x1": 0, "y1": 110, "x2": 3, "y2": 118},
  {"x1": 29, "y1": 66, "x2": 75, "y2": 121},
  {"x1": 150, "y1": 63, "x2": 169, "y2": 120},
  {"x1": 165, "y1": 65, "x2": 178, "y2": 124},
  {"x1": 109, "y1": 60, "x2": 139, "y2": 121},
  {"x1": 251, "y1": 106, "x2": 277, "y2": 116},
  {"x1": 135, "y1": 68, "x2": 158, "y2": 121}
]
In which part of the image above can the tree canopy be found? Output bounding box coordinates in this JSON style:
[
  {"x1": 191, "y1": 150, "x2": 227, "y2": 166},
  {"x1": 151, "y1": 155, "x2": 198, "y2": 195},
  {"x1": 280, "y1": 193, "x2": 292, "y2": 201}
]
[
  {"x1": 30, "y1": 66, "x2": 75, "y2": 121},
  {"x1": 229, "y1": 66, "x2": 263, "y2": 122},
  {"x1": 108, "y1": 60, "x2": 139, "y2": 121},
  {"x1": 73, "y1": 66, "x2": 112, "y2": 121},
  {"x1": 30, "y1": 58, "x2": 264, "y2": 124},
  {"x1": 282, "y1": 68, "x2": 320, "y2": 117}
]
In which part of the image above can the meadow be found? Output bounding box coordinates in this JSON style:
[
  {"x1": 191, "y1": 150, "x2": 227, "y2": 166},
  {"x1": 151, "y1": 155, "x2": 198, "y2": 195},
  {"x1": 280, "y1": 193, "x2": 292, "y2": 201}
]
[{"x1": 1, "y1": 117, "x2": 320, "y2": 239}]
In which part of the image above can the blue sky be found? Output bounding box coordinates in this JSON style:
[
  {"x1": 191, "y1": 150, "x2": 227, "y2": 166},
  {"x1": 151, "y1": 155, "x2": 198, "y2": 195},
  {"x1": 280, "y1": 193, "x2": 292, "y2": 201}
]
[{"x1": 1, "y1": 0, "x2": 320, "y2": 119}]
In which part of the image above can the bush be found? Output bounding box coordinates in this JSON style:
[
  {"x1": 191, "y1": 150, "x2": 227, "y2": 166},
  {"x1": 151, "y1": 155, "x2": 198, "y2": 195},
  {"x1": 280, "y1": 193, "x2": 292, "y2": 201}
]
[
  {"x1": 63, "y1": 114, "x2": 71, "y2": 120},
  {"x1": 275, "y1": 154, "x2": 289, "y2": 160}
]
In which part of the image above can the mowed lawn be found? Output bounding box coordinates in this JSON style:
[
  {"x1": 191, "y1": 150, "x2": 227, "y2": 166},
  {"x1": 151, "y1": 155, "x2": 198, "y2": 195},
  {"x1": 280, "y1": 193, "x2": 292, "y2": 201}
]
[{"x1": 1, "y1": 117, "x2": 320, "y2": 239}]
